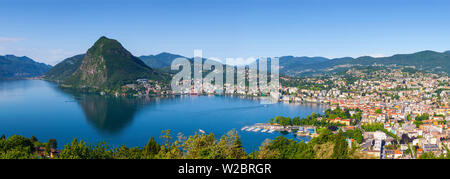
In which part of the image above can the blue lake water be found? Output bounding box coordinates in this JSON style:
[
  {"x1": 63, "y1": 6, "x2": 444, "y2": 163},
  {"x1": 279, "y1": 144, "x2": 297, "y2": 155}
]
[{"x1": 0, "y1": 80, "x2": 326, "y2": 152}]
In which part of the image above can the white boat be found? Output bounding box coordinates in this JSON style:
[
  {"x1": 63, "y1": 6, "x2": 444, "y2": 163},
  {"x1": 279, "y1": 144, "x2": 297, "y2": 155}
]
[
  {"x1": 246, "y1": 127, "x2": 255, "y2": 131},
  {"x1": 199, "y1": 129, "x2": 205, "y2": 134},
  {"x1": 252, "y1": 128, "x2": 261, "y2": 132},
  {"x1": 261, "y1": 129, "x2": 268, "y2": 133},
  {"x1": 241, "y1": 126, "x2": 249, "y2": 131},
  {"x1": 268, "y1": 129, "x2": 275, "y2": 133}
]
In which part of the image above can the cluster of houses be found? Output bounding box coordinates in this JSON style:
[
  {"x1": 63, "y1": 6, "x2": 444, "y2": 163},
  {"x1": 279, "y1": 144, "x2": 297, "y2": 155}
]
[
  {"x1": 123, "y1": 66, "x2": 449, "y2": 159},
  {"x1": 278, "y1": 67, "x2": 449, "y2": 158}
]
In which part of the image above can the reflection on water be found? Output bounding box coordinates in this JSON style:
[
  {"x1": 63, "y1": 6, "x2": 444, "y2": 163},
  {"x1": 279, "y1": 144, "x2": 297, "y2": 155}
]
[
  {"x1": 57, "y1": 88, "x2": 158, "y2": 134},
  {"x1": 0, "y1": 80, "x2": 326, "y2": 151},
  {"x1": 79, "y1": 95, "x2": 142, "y2": 134}
]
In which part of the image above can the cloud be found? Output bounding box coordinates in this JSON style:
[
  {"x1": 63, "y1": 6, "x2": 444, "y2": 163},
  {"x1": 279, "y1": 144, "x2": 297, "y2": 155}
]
[
  {"x1": 0, "y1": 37, "x2": 78, "y2": 65},
  {"x1": 225, "y1": 57, "x2": 257, "y2": 66},
  {"x1": 367, "y1": 54, "x2": 386, "y2": 58},
  {"x1": 0, "y1": 46, "x2": 76, "y2": 65},
  {"x1": 0, "y1": 37, "x2": 24, "y2": 43}
]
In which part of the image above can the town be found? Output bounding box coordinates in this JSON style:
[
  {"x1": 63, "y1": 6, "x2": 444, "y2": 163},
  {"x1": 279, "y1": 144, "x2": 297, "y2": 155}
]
[
  {"x1": 243, "y1": 65, "x2": 449, "y2": 159},
  {"x1": 119, "y1": 64, "x2": 449, "y2": 159}
]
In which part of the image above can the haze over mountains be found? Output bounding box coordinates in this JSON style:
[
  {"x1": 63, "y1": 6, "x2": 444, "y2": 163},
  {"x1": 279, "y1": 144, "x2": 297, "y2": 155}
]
[
  {"x1": 1, "y1": 36, "x2": 449, "y2": 81},
  {"x1": 44, "y1": 54, "x2": 85, "y2": 81},
  {"x1": 139, "y1": 50, "x2": 450, "y2": 76},
  {"x1": 0, "y1": 55, "x2": 51, "y2": 79}
]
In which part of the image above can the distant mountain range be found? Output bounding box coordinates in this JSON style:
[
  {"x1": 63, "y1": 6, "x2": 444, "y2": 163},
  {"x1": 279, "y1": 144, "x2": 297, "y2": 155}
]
[
  {"x1": 278, "y1": 50, "x2": 450, "y2": 76},
  {"x1": 0, "y1": 55, "x2": 51, "y2": 79},
  {"x1": 138, "y1": 50, "x2": 450, "y2": 76},
  {"x1": 2, "y1": 36, "x2": 448, "y2": 82},
  {"x1": 44, "y1": 54, "x2": 85, "y2": 81},
  {"x1": 44, "y1": 36, "x2": 167, "y2": 90},
  {"x1": 139, "y1": 52, "x2": 185, "y2": 69}
]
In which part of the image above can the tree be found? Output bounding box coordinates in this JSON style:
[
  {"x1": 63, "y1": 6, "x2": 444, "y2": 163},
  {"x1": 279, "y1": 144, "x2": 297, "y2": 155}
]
[
  {"x1": 142, "y1": 137, "x2": 160, "y2": 158},
  {"x1": 332, "y1": 132, "x2": 349, "y2": 159},
  {"x1": 160, "y1": 130, "x2": 173, "y2": 147},
  {"x1": 375, "y1": 109, "x2": 382, "y2": 114},
  {"x1": 30, "y1": 136, "x2": 38, "y2": 143},
  {"x1": 113, "y1": 145, "x2": 141, "y2": 159},
  {"x1": 89, "y1": 142, "x2": 113, "y2": 159},
  {"x1": 418, "y1": 152, "x2": 438, "y2": 159},
  {"x1": 415, "y1": 113, "x2": 430, "y2": 121},
  {"x1": 48, "y1": 139, "x2": 57, "y2": 149},
  {"x1": 217, "y1": 130, "x2": 246, "y2": 159},
  {"x1": 58, "y1": 138, "x2": 89, "y2": 159},
  {"x1": 343, "y1": 128, "x2": 363, "y2": 144},
  {"x1": 257, "y1": 139, "x2": 280, "y2": 159},
  {"x1": 45, "y1": 143, "x2": 51, "y2": 156},
  {"x1": 3, "y1": 135, "x2": 34, "y2": 153}
]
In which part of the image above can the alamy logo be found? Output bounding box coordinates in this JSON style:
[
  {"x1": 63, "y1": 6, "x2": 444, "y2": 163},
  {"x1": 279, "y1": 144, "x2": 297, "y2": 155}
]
[{"x1": 170, "y1": 50, "x2": 280, "y2": 100}]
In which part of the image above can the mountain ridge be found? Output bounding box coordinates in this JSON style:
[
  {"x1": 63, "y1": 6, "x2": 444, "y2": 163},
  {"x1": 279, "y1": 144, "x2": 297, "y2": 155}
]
[
  {"x1": 0, "y1": 55, "x2": 51, "y2": 79},
  {"x1": 47, "y1": 36, "x2": 167, "y2": 91},
  {"x1": 137, "y1": 50, "x2": 450, "y2": 76},
  {"x1": 44, "y1": 46, "x2": 450, "y2": 84}
]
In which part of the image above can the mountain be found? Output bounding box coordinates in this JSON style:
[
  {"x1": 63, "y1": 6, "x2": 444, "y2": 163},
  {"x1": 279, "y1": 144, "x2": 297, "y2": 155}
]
[
  {"x1": 139, "y1": 53, "x2": 219, "y2": 74},
  {"x1": 277, "y1": 56, "x2": 332, "y2": 75},
  {"x1": 0, "y1": 55, "x2": 51, "y2": 79},
  {"x1": 52, "y1": 36, "x2": 167, "y2": 90},
  {"x1": 279, "y1": 56, "x2": 330, "y2": 66},
  {"x1": 43, "y1": 54, "x2": 85, "y2": 81},
  {"x1": 139, "y1": 50, "x2": 450, "y2": 76},
  {"x1": 139, "y1": 52, "x2": 186, "y2": 69},
  {"x1": 278, "y1": 50, "x2": 450, "y2": 76}
]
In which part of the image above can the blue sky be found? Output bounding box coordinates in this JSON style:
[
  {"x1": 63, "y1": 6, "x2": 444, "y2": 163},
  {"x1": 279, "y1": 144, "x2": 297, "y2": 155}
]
[{"x1": 0, "y1": 0, "x2": 450, "y2": 65}]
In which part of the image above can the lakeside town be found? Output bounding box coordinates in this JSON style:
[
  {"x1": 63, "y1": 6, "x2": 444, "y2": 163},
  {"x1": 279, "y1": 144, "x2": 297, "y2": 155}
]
[
  {"x1": 118, "y1": 64, "x2": 449, "y2": 159},
  {"x1": 242, "y1": 65, "x2": 449, "y2": 159}
]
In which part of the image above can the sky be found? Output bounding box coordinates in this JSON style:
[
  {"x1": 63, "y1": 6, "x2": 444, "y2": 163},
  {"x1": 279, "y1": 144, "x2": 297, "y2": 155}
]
[{"x1": 1, "y1": 0, "x2": 450, "y2": 65}]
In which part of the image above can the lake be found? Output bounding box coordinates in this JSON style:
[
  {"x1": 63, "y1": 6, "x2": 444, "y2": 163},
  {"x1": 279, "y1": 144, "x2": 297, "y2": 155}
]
[{"x1": 0, "y1": 80, "x2": 326, "y2": 152}]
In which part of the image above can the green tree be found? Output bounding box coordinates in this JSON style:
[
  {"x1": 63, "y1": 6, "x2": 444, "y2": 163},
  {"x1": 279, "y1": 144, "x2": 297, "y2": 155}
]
[
  {"x1": 160, "y1": 129, "x2": 173, "y2": 147},
  {"x1": 331, "y1": 132, "x2": 348, "y2": 159},
  {"x1": 48, "y1": 139, "x2": 57, "y2": 149},
  {"x1": 375, "y1": 109, "x2": 382, "y2": 114},
  {"x1": 89, "y1": 142, "x2": 113, "y2": 159},
  {"x1": 58, "y1": 138, "x2": 89, "y2": 159},
  {"x1": 45, "y1": 143, "x2": 51, "y2": 156},
  {"x1": 30, "y1": 136, "x2": 38, "y2": 143},
  {"x1": 217, "y1": 130, "x2": 247, "y2": 159},
  {"x1": 142, "y1": 137, "x2": 160, "y2": 158}
]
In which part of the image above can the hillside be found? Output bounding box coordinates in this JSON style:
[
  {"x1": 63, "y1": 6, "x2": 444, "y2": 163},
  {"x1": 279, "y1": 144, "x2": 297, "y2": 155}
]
[
  {"x1": 43, "y1": 54, "x2": 85, "y2": 81},
  {"x1": 139, "y1": 52, "x2": 185, "y2": 69},
  {"x1": 52, "y1": 36, "x2": 167, "y2": 90},
  {"x1": 138, "y1": 50, "x2": 450, "y2": 76},
  {"x1": 0, "y1": 55, "x2": 51, "y2": 79},
  {"x1": 278, "y1": 50, "x2": 450, "y2": 76}
]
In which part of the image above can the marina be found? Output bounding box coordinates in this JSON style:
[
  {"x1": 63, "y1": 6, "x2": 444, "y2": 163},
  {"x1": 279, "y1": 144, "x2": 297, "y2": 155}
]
[{"x1": 240, "y1": 123, "x2": 318, "y2": 137}]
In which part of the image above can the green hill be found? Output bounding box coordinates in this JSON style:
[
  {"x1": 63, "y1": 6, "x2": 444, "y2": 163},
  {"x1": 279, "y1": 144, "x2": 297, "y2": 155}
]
[
  {"x1": 139, "y1": 52, "x2": 186, "y2": 69},
  {"x1": 139, "y1": 50, "x2": 450, "y2": 76},
  {"x1": 0, "y1": 55, "x2": 51, "y2": 79},
  {"x1": 278, "y1": 50, "x2": 450, "y2": 76},
  {"x1": 55, "y1": 36, "x2": 167, "y2": 90},
  {"x1": 43, "y1": 54, "x2": 84, "y2": 81}
]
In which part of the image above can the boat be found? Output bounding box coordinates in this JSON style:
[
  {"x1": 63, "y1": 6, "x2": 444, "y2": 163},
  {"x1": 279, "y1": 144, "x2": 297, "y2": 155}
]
[
  {"x1": 268, "y1": 129, "x2": 275, "y2": 133},
  {"x1": 252, "y1": 128, "x2": 261, "y2": 132},
  {"x1": 198, "y1": 129, "x2": 205, "y2": 134},
  {"x1": 261, "y1": 129, "x2": 268, "y2": 133},
  {"x1": 246, "y1": 127, "x2": 255, "y2": 131},
  {"x1": 241, "y1": 126, "x2": 249, "y2": 131}
]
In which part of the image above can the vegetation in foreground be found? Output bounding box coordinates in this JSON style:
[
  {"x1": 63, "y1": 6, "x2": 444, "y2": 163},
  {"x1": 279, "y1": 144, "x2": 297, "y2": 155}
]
[{"x1": 1, "y1": 129, "x2": 374, "y2": 159}]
